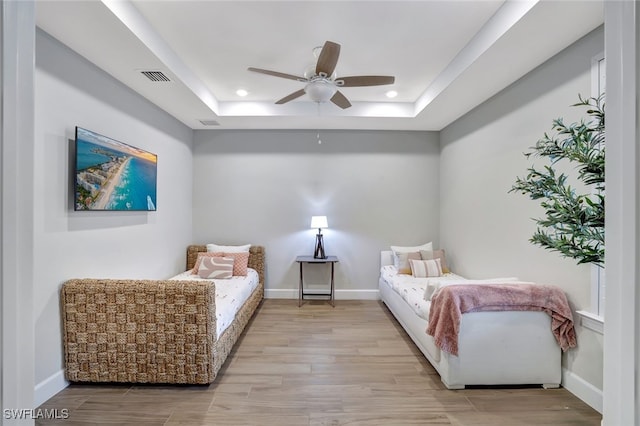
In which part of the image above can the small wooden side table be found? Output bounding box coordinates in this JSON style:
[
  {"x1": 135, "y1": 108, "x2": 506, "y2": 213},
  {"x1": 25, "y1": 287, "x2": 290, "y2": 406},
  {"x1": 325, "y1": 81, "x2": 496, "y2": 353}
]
[{"x1": 295, "y1": 255, "x2": 339, "y2": 307}]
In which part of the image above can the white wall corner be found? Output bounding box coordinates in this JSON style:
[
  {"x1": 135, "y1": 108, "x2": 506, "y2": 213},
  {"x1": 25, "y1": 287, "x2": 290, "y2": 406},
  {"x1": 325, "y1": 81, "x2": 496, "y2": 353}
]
[
  {"x1": 2, "y1": 0, "x2": 37, "y2": 419},
  {"x1": 562, "y1": 367, "x2": 603, "y2": 414},
  {"x1": 34, "y1": 370, "x2": 68, "y2": 408},
  {"x1": 602, "y1": 1, "x2": 639, "y2": 425}
]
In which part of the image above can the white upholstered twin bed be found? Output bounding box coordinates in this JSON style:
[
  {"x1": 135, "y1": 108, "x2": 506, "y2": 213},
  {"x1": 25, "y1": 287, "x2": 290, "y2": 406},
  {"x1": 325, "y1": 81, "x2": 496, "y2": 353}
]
[{"x1": 378, "y1": 249, "x2": 567, "y2": 390}]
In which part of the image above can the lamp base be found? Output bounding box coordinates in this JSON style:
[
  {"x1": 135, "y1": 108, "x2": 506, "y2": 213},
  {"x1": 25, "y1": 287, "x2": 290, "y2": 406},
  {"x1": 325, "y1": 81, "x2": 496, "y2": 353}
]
[{"x1": 314, "y1": 233, "x2": 326, "y2": 259}]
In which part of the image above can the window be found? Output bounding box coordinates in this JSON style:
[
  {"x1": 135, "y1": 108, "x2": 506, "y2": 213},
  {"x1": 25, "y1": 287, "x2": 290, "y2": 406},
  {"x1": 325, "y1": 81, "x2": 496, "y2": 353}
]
[{"x1": 577, "y1": 52, "x2": 605, "y2": 334}]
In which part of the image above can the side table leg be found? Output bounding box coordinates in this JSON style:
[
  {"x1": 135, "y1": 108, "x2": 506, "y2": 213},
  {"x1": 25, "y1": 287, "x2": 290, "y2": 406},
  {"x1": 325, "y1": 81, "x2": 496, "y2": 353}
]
[
  {"x1": 330, "y1": 261, "x2": 335, "y2": 307},
  {"x1": 298, "y1": 262, "x2": 303, "y2": 307}
]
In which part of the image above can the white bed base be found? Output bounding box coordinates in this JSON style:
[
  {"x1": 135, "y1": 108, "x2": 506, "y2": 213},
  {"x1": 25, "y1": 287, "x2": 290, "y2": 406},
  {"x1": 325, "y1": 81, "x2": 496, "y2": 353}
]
[{"x1": 379, "y1": 251, "x2": 561, "y2": 389}]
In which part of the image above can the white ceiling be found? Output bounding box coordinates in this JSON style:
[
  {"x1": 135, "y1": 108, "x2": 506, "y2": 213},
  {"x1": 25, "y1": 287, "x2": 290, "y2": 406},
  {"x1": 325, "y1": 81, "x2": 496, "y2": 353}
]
[{"x1": 35, "y1": 0, "x2": 603, "y2": 131}]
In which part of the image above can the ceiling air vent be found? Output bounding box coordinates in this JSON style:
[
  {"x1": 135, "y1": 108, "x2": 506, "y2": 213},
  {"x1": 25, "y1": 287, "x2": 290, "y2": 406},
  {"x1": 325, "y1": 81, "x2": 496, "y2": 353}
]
[
  {"x1": 199, "y1": 119, "x2": 220, "y2": 126},
  {"x1": 140, "y1": 70, "x2": 171, "y2": 82}
]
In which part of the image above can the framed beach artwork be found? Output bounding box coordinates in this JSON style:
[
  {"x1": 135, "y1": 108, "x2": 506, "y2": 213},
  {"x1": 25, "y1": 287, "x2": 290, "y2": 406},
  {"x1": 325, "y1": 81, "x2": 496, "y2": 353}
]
[{"x1": 74, "y1": 126, "x2": 157, "y2": 211}]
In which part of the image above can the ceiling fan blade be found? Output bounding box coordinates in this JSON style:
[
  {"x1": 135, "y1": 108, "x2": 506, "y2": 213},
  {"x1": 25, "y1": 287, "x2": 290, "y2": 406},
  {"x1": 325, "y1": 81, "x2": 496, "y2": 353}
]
[
  {"x1": 336, "y1": 76, "x2": 395, "y2": 87},
  {"x1": 316, "y1": 41, "x2": 340, "y2": 77},
  {"x1": 275, "y1": 89, "x2": 306, "y2": 104},
  {"x1": 330, "y1": 90, "x2": 351, "y2": 109},
  {"x1": 248, "y1": 67, "x2": 306, "y2": 81}
]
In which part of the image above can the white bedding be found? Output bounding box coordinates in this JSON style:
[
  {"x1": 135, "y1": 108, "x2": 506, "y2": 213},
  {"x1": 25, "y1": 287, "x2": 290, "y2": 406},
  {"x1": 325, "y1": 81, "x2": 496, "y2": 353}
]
[
  {"x1": 380, "y1": 265, "x2": 465, "y2": 320},
  {"x1": 169, "y1": 268, "x2": 259, "y2": 339}
]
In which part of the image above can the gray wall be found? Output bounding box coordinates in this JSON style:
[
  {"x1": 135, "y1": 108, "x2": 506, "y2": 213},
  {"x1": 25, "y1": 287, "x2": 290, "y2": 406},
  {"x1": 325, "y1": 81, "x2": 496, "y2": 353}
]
[
  {"x1": 440, "y1": 27, "x2": 604, "y2": 394},
  {"x1": 33, "y1": 30, "x2": 194, "y2": 403},
  {"x1": 193, "y1": 129, "x2": 440, "y2": 298}
]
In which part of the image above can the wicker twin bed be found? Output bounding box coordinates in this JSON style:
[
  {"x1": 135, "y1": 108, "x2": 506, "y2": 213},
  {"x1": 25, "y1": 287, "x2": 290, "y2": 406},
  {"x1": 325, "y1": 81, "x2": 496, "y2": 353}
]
[{"x1": 61, "y1": 245, "x2": 265, "y2": 384}]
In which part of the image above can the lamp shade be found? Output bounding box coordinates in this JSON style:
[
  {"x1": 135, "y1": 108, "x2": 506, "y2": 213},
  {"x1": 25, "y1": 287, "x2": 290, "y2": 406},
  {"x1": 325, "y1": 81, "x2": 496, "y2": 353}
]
[{"x1": 310, "y1": 216, "x2": 328, "y2": 229}]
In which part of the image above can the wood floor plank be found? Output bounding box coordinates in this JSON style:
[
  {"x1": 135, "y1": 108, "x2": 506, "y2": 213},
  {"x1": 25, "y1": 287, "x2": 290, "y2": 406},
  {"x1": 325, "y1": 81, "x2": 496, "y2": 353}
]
[
  {"x1": 309, "y1": 412, "x2": 451, "y2": 425},
  {"x1": 233, "y1": 353, "x2": 337, "y2": 364},
  {"x1": 166, "y1": 413, "x2": 310, "y2": 426},
  {"x1": 282, "y1": 373, "x2": 399, "y2": 386},
  {"x1": 36, "y1": 300, "x2": 602, "y2": 425},
  {"x1": 247, "y1": 383, "x2": 373, "y2": 399},
  {"x1": 214, "y1": 373, "x2": 284, "y2": 386},
  {"x1": 208, "y1": 394, "x2": 344, "y2": 415},
  {"x1": 446, "y1": 409, "x2": 602, "y2": 425}
]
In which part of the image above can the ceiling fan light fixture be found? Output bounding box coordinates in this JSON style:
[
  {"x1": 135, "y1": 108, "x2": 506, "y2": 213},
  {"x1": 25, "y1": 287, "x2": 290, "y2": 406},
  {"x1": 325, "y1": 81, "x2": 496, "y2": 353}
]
[
  {"x1": 248, "y1": 41, "x2": 395, "y2": 109},
  {"x1": 304, "y1": 80, "x2": 337, "y2": 103}
]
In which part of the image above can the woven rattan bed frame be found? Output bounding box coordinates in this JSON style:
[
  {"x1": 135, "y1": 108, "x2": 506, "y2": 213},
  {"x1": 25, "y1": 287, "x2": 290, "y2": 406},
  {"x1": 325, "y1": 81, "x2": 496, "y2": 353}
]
[{"x1": 61, "y1": 245, "x2": 265, "y2": 384}]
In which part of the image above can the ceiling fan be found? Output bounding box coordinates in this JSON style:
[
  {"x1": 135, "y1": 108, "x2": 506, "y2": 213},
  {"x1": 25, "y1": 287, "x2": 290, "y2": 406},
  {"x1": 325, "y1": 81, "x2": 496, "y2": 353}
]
[{"x1": 248, "y1": 41, "x2": 395, "y2": 109}]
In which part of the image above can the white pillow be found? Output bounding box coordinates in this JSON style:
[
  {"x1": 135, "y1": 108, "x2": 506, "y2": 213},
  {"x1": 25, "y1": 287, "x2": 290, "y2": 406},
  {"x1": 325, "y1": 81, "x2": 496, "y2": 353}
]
[
  {"x1": 390, "y1": 242, "x2": 433, "y2": 254},
  {"x1": 424, "y1": 277, "x2": 526, "y2": 301},
  {"x1": 206, "y1": 243, "x2": 251, "y2": 253}
]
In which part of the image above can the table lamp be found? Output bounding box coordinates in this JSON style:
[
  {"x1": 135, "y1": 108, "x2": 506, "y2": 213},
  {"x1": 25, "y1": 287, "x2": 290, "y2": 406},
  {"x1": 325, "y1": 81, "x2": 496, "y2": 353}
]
[{"x1": 311, "y1": 216, "x2": 328, "y2": 259}]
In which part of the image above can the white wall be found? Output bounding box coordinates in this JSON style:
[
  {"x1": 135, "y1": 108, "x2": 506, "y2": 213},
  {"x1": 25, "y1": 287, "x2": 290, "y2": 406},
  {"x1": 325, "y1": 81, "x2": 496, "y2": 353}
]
[
  {"x1": 440, "y1": 27, "x2": 604, "y2": 402},
  {"x1": 33, "y1": 30, "x2": 194, "y2": 405},
  {"x1": 193, "y1": 129, "x2": 439, "y2": 298}
]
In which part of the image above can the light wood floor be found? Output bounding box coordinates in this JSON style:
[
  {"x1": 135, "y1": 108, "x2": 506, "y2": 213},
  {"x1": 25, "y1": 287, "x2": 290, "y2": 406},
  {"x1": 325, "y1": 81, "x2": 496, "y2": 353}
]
[{"x1": 38, "y1": 300, "x2": 602, "y2": 425}]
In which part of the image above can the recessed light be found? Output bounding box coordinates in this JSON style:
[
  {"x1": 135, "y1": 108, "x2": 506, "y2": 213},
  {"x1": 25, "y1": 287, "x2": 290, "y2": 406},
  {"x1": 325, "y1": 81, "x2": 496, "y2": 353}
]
[
  {"x1": 386, "y1": 90, "x2": 398, "y2": 99},
  {"x1": 236, "y1": 89, "x2": 248, "y2": 97}
]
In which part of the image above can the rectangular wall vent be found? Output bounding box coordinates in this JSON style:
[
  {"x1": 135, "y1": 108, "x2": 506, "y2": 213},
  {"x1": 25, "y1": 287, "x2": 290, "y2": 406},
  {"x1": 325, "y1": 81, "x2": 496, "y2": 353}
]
[
  {"x1": 140, "y1": 70, "x2": 171, "y2": 82},
  {"x1": 199, "y1": 119, "x2": 220, "y2": 126}
]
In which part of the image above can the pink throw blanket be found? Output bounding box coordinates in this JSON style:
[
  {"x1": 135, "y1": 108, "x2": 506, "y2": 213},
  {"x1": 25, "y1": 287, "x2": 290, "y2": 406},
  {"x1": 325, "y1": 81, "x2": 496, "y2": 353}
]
[{"x1": 426, "y1": 284, "x2": 577, "y2": 356}]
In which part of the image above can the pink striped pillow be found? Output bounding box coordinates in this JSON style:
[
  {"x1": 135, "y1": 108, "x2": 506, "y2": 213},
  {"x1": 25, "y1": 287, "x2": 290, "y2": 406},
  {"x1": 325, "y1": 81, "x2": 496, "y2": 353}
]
[
  {"x1": 197, "y1": 256, "x2": 234, "y2": 279},
  {"x1": 409, "y1": 258, "x2": 442, "y2": 278}
]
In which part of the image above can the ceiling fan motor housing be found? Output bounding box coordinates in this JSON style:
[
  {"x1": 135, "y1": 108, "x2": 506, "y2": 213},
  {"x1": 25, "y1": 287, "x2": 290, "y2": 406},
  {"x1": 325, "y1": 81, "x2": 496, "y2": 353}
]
[{"x1": 304, "y1": 64, "x2": 336, "y2": 80}]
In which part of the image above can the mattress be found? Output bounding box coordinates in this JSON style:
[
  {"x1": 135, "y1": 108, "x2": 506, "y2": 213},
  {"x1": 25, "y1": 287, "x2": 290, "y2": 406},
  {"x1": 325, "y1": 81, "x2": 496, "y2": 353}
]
[
  {"x1": 380, "y1": 265, "x2": 464, "y2": 320},
  {"x1": 170, "y1": 268, "x2": 259, "y2": 338}
]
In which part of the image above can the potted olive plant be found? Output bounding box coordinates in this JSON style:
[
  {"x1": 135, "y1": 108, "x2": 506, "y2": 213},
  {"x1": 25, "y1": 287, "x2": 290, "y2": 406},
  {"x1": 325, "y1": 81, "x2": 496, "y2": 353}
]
[{"x1": 510, "y1": 95, "x2": 604, "y2": 267}]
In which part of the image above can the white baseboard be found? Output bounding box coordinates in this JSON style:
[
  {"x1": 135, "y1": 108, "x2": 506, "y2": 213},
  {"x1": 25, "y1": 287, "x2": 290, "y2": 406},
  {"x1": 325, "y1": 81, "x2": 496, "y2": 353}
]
[
  {"x1": 264, "y1": 288, "x2": 298, "y2": 299},
  {"x1": 336, "y1": 289, "x2": 379, "y2": 300},
  {"x1": 264, "y1": 288, "x2": 379, "y2": 300},
  {"x1": 34, "y1": 369, "x2": 68, "y2": 407},
  {"x1": 562, "y1": 367, "x2": 603, "y2": 414}
]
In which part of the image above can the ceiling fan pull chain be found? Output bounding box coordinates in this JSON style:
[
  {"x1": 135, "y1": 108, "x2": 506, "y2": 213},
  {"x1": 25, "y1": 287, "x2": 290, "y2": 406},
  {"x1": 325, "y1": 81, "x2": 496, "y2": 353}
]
[{"x1": 316, "y1": 102, "x2": 322, "y2": 144}]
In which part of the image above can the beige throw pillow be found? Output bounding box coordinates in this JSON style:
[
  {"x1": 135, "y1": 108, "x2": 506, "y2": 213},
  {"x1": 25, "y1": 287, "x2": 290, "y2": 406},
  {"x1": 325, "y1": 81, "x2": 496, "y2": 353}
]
[
  {"x1": 420, "y1": 249, "x2": 450, "y2": 274},
  {"x1": 197, "y1": 256, "x2": 234, "y2": 279}
]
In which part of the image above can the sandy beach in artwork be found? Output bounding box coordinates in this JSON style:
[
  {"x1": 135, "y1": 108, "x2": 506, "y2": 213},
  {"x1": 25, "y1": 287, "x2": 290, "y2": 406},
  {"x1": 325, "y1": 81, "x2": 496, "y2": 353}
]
[{"x1": 92, "y1": 156, "x2": 132, "y2": 210}]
